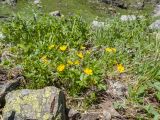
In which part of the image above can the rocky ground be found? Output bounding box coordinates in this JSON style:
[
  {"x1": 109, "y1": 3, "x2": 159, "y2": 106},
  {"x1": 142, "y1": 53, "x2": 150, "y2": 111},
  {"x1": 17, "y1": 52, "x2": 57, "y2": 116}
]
[{"x1": 0, "y1": 67, "x2": 129, "y2": 120}]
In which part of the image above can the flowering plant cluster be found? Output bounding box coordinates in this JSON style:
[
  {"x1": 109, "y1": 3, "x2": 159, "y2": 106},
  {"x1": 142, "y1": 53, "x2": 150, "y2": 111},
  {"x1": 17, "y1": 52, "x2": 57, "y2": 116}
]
[{"x1": 2, "y1": 16, "x2": 125, "y2": 97}]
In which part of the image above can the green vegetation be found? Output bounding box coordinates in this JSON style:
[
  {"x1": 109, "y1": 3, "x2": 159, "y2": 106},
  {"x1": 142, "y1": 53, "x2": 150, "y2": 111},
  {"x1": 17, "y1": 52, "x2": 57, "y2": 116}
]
[
  {"x1": 0, "y1": 0, "x2": 108, "y2": 20},
  {"x1": 0, "y1": 12, "x2": 160, "y2": 119},
  {"x1": 0, "y1": 0, "x2": 154, "y2": 21}
]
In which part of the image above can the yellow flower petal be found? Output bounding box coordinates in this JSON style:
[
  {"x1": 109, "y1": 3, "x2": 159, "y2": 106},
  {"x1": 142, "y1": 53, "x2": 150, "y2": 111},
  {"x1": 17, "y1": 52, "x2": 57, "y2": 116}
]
[
  {"x1": 105, "y1": 48, "x2": 116, "y2": 53},
  {"x1": 117, "y1": 64, "x2": 125, "y2": 73},
  {"x1": 77, "y1": 52, "x2": 83, "y2": 59},
  {"x1": 84, "y1": 68, "x2": 93, "y2": 75},
  {"x1": 67, "y1": 60, "x2": 73, "y2": 65},
  {"x1": 59, "y1": 45, "x2": 67, "y2": 51},
  {"x1": 48, "y1": 44, "x2": 55, "y2": 50},
  {"x1": 80, "y1": 46, "x2": 86, "y2": 50},
  {"x1": 41, "y1": 56, "x2": 49, "y2": 64},
  {"x1": 57, "y1": 64, "x2": 65, "y2": 72},
  {"x1": 41, "y1": 55, "x2": 47, "y2": 59},
  {"x1": 74, "y1": 60, "x2": 80, "y2": 65}
]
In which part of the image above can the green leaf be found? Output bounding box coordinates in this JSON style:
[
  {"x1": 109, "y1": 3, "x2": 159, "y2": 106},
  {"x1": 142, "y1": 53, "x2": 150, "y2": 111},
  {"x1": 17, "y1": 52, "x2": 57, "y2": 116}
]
[
  {"x1": 153, "y1": 82, "x2": 160, "y2": 91},
  {"x1": 144, "y1": 104, "x2": 159, "y2": 117},
  {"x1": 137, "y1": 85, "x2": 148, "y2": 96},
  {"x1": 98, "y1": 84, "x2": 107, "y2": 90},
  {"x1": 80, "y1": 73, "x2": 84, "y2": 81},
  {"x1": 154, "y1": 115, "x2": 160, "y2": 120},
  {"x1": 156, "y1": 92, "x2": 160, "y2": 101}
]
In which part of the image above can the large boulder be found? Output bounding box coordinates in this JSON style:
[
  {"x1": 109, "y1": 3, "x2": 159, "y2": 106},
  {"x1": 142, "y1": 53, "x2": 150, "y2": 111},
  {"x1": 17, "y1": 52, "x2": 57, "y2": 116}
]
[{"x1": 3, "y1": 87, "x2": 66, "y2": 120}]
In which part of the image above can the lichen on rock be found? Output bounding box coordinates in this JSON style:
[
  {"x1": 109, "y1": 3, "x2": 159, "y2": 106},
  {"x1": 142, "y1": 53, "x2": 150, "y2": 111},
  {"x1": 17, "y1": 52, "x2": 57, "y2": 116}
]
[{"x1": 3, "y1": 87, "x2": 66, "y2": 120}]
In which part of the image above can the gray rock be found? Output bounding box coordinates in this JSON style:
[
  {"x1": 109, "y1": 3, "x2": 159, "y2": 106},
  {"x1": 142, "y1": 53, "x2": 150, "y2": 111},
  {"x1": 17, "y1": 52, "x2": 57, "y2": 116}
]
[
  {"x1": 4, "y1": 0, "x2": 17, "y2": 6},
  {"x1": 49, "y1": 11, "x2": 61, "y2": 17},
  {"x1": 0, "y1": 79, "x2": 21, "y2": 101},
  {"x1": 153, "y1": 4, "x2": 160, "y2": 17},
  {"x1": 135, "y1": 1, "x2": 144, "y2": 9},
  {"x1": 101, "y1": 0, "x2": 128, "y2": 9},
  {"x1": 100, "y1": 102, "x2": 121, "y2": 119},
  {"x1": 0, "y1": 67, "x2": 22, "y2": 104},
  {"x1": 103, "y1": 110, "x2": 112, "y2": 120},
  {"x1": 145, "y1": 0, "x2": 159, "y2": 4},
  {"x1": 81, "y1": 112, "x2": 102, "y2": 120},
  {"x1": 3, "y1": 87, "x2": 66, "y2": 120},
  {"x1": 0, "y1": 32, "x2": 5, "y2": 39},
  {"x1": 120, "y1": 15, "x2": 144, "y2": 21},
  {"x1": 130, "y1": 0, "x2": 145, "y2": 10},
  {"x1": 34, "y1": 0, "x2": 40, "y2": 5},
  {"x1": 92, "y1": 20, "x2": 105, "y2": 28},
  {"x1": 120, "y1": 15, "x2": 137, "y2": 21},
  {"x1": 68, "y1": 108, "x2": 81, "y2": 120},
  {"x1": 149, "y1": 20, "x2": 160, "y2": 30},
  {"x1": 106, "y1": 80, "x2": 128, "y2": 98}
]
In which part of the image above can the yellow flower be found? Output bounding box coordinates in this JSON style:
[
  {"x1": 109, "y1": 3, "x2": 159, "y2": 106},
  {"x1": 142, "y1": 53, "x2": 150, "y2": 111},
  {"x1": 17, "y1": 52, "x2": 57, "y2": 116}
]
[
  {"x1": 84, "y1": 68, "x2": 93, "y2": 75},
  {"x1": 41, "y1": 56, "x2": 48, "y2": 64},
  {"x1": 59, "y1": 45, "x2": 67, "y2": 51},
  {"x1": 74, "y1": 60, "x2": 80, "y2": 65},
  {"x1": 77, "y1": 52, "x2": 83, "y2": 59},
  {"x1": 57, "y1": 64, "x2": 65, "y2": 72},
  {"x1": 105, "y1": 48, "x2": 116, "y2": 53},
  {"x1": 67, "y1": 60, "x2": 73, "y2": 65},
  {"x1": 80, "y1": 46, "x2": 86, "y2": 50},
  {"x1": 117, "y1": 64, "x2": 125, "y2": 73},
  {"x1": 48, "y1": 44, "x2": 55, "y2": 50}
]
